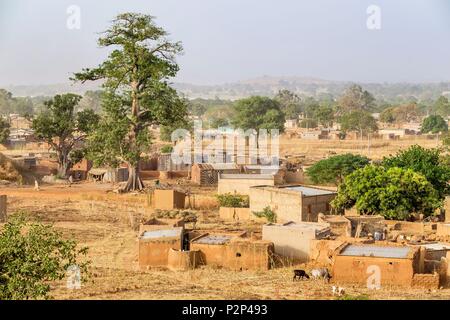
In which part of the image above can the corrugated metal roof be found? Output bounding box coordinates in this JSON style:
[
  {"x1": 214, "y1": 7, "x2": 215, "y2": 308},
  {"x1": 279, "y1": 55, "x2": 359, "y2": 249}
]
[
  {"x1": 193, "y1": 235, "x2": 232, "y2": 245},
  {"x1": 340, "y1": 245, "x2": 411, "y2": 259},
  {"x1": 283, "y1": 186, "x2": 336, "y2": 196},
  {"x1": 141, "y1": 228, "x2": 182, "y2": 240}
]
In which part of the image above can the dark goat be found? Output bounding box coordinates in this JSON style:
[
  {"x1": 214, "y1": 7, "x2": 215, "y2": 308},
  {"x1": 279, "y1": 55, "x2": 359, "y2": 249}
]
[{"x1": 293, "y1": 269, "x2": 310, "y2": 281}]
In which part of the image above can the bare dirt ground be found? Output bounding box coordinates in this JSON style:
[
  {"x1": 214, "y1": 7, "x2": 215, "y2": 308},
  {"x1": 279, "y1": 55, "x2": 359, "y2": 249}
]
[{"x1": 2, "y1": 181, "x2": 450, "y2": 300}]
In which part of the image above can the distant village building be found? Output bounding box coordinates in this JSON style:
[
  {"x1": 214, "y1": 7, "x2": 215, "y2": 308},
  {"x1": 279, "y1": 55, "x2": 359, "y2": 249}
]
[
  {"x1": 284, "y1": 119, "x2": 298, "y2": 129},
  {"x1": 300, "y1": 130, "x2": 329, "y2": 140},
  {"x1": 88, "y1": 167, "x2": 129, "y2": 183}
]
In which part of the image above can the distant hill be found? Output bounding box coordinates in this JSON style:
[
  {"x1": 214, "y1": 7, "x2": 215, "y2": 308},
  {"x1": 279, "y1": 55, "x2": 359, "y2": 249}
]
[
  {"x1": 4, "y1": 76, "x2": 450, "y2": 101},
  {"x1": 4, "y1": 81, "x2": 102, "y2": 97}
]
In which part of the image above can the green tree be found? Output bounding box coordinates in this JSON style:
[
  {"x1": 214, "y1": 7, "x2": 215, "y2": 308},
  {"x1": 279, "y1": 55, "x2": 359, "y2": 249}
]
[
  {"x1": 382, "y1": 145, "x2": 450, "y2": 198},
  {"x1": 32, "y1": 94, "x2": 99, "y2": 177},
  {"x1": 434, "y1": 96, "x2": 450, "y2": 118},
  {"x1": 337, "y1": 85, "x2": 375, "y2": 114},
  {"x1": 79, "y1": 90, "x2": 103, "y2": 114},
  {"x1": 73, "y1": 13, "x2": 187, "y2": 191},
  {"x1": 339, "y1": 110, "x2": 378, "y2": 137},
  {"x1": 299, "y1": 118, "x2": 318, "y2": 129},
  {"x1": 0, "y1": 117, "x2": 11, "y2": 144},
  {"x1": 231, "y1": 96, "x2": 285, "y2": 135},
  {"x1": 313, "y1": 104, "x2": 334, "y2": 127},
  {"x1": 274, "y1": 89, "x2": 302, "y2": 119},
  {"x1": 306, "y1": 154, "x2": 370, "y2": 185},
  {"x1": 331, "y1": 165, "x2": 441, "y2": 220},
  {"x1": 380, "y1": 107, "x2": 395, "y2": 123},
  {"x1": 0, "y1": 213, "x2": 89, "y2": 300},
  {"x1": 421, "y1": 115, "x2": 448, "y2": 134}
]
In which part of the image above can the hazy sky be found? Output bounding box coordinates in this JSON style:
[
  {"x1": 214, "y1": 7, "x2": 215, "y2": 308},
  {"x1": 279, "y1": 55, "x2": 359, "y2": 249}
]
[{"x1": 1, "y1": 0, "x2": 450, "y2": 86}]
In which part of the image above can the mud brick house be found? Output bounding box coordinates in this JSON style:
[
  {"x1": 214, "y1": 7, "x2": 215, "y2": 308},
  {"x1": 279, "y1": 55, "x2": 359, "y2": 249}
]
[
  {"x1": 190, "y1": 233, "x2": 274, "y2": 271},
  {"x1": 332, "y1": 243, "x2": 442, "y2": 289},
  {"x1": 138, "y1": 227, "x2": 183, "y2": 269},
  {"x1": 249, "y1": 185, "x2": 337, "y2": 223},
  {"x1": 262, "y1": 221, "x2": 331, "y2": 263}
]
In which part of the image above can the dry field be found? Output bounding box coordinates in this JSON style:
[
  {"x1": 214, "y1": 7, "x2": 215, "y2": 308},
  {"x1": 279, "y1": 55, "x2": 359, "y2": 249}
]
[
  {"x1": 1, "y1": 182, "x2": 450, "y2": 300},
  {"x1": 280, "y1": 135, "x2": 443, "y2": 162}
]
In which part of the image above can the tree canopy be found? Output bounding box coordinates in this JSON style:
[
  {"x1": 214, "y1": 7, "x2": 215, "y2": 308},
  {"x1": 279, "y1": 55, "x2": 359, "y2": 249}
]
[
  {"x1": 339, "y1": 110, "x2": 378, "y2": 135},
  {"x1": 274, "y1": 89, "x2": 302, "y2": 119},
  {"x1": 0, "y1": 117, "x2": 11, "y2": 144},
  {"x1": 331, "y1": 165, "x2": 441, "y2": 220},
  {"x1": 73, "y1": 13, "x2": 188, "y2": 191},
  {"x1": 231, "y1": 96, "x2": 285, "y2": 133},
  {"x1": 306, "y1": 153, "x2": 370, "y2": 185},
  {"x1": 421, "y1": 115, "x2": 448, "y2": 134},
  {"x1": 32, "y1": 94, "x2": 99, "y2": 176},
  {"x1": 382, "y1": 145, "x2": 450, "y2": 199},
  {"x1": 337, "y1": 85, "x2": 376, "y2": 114}
]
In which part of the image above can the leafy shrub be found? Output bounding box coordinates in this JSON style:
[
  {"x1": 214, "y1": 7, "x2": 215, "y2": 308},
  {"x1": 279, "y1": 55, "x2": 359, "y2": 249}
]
[
  {"x1": 306, "y1": 153, "x2": 370, "y2": 185},
  {"x1": 0, "y1": 212, "x2": 90, "y2": 300},
  {"x1": 216, "y1": 193, "x2": 249, "y2": 208},
  {"x1": 253, "y1": 206, "x2": 277, "y2": 223}
]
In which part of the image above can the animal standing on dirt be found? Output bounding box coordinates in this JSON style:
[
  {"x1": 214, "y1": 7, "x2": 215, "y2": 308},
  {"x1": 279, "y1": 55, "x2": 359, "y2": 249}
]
[
  {"x1": 311, "y1": 268, "x2": 331, "y2": 281},
  {"x1": 293, "y1": 269, "x2": 310, "y2": 281},
  {"x1": 332, "y1": 286, "x2": 345, "y2": 296}
]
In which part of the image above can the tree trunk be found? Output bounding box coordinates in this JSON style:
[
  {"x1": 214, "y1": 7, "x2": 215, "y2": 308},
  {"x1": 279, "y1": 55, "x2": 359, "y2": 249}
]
[
  {"x1": 122, "y1": 165, "x2": 144, "y2": 192},
  {"x1": 57, "y1": 149, "x2": 70, "y2": 178}
]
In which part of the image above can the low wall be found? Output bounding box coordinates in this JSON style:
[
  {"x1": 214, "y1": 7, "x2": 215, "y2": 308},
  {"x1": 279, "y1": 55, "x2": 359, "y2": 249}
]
[
  {"x1": 219, "y1": 207, "x2": 251, "y2": 221},
  {"x1": 437, "y1": 223, "x2": 450, "y2": 237},
  {"x1": 285, "y1": 171, "x2": 305, "y2": 184},
  {"x1": 411, "y1": 273, "x2": 440, "y2": 289},
  {"x1": 309, "y1": 239, "x2": 346, "y2": 265},
  {"x1": 167, "y1": 249, "x2": 201, "y2": 271}
]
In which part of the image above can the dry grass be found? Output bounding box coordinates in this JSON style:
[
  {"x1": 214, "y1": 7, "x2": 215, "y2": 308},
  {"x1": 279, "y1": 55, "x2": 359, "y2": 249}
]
[{"x1": 280, "y1": 136, "x2": 442, "y2": 162}]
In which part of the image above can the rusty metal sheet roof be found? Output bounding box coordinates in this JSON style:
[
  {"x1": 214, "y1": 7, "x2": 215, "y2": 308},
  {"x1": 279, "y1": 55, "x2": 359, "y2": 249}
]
[{"x1": 340, "y1": 245, "x2": 412, "y2": 259}]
